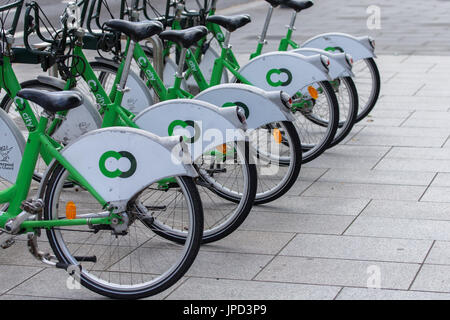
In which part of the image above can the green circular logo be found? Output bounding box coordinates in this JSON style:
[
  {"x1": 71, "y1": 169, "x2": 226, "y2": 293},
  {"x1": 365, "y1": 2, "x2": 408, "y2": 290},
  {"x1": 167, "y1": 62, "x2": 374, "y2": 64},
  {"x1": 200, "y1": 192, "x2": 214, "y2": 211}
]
[
  {"x1": 222, "y1": 102, "x2": 250, "y2": 119},
  {"x1": 266, "y1": 68, "x2": 293, "y2": 87},
  {"x1": 168, "y1": 120, "x2": 201, "y2": 144},
  {"x1": 99, "y1": 151, "x2": 137, "y2": 179}
]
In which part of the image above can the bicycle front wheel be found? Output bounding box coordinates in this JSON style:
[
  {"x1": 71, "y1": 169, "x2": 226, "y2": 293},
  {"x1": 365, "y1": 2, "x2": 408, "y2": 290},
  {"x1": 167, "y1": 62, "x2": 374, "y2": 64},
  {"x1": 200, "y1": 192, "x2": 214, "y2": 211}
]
[{"x1": 44, "y1": 165, "x2": 203, "y2": 299}]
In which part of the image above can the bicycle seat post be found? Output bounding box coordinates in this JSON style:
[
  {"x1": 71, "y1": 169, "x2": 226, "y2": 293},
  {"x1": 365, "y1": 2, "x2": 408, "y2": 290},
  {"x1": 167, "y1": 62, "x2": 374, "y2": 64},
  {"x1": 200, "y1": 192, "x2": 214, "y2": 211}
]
[
  {"x1": 1, "y1": 34, "x2": 15, "y2": 58},
  {"x1": 258, "y1": 4, "x2": 274, "y2": 46},
  {"x1": 119, "y1": 40, "x2": 136, "y2": 91},
  {"x1": 288, "y1": 10, "x2": 297, "y2": 32},
  {"x1": 176, "y1": 47, "x2": 188, "y2": 80}
]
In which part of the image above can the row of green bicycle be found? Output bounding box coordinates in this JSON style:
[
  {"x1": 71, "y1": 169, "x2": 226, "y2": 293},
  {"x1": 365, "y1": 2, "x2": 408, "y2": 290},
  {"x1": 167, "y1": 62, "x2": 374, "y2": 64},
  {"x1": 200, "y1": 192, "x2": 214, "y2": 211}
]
[{"x1": 0, "y1": 0, "x2": 380, "y2": 299}]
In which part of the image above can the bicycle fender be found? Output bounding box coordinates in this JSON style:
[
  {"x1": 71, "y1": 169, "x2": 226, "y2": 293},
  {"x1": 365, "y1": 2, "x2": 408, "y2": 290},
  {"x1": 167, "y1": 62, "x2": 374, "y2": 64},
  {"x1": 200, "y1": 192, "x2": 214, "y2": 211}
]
[
  {"x1": 301, "y1": 33, "x2": 376, "y2": 61},
  {"x1": 133, "y1": 99, "x2": 246, "y2": 161},
  {"x1": 234, "y1": 52, "x2": 330, "y2": 97},
  {"x1": 36, "y1": 76, "x2": 102, "y2": 144},
  {"x1": 194, "y1": 84, "x2": 295, "y2": 131},
  {"x1": 59, "y1": 127, "x2": 196, "y2": 208},
  {"x1": 292, "y1": 48, "x2": 354, "y2": 79},
  {"x1": 0, "y1": 108, "x2": 25, "y2": 184},
  {"x1": 93, "y1": 58, "x2": 155, "y2": 113}
]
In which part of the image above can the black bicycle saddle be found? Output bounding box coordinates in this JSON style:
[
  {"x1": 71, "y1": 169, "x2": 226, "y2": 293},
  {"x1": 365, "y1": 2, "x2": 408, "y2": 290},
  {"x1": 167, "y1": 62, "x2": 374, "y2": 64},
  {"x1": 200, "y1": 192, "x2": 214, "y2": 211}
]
[
  {"x1": 206, "y1": 14, "x2": 252, "y2": 33},
  {"x1": 17, "y1": 89, "x2": 83, "y2": 113},
  {"x1": 105, "y1": 19, "x2": 164, "y2": 42},
  {"x1": 159, "y1": 26, "x2": 208, "y2": 48}
]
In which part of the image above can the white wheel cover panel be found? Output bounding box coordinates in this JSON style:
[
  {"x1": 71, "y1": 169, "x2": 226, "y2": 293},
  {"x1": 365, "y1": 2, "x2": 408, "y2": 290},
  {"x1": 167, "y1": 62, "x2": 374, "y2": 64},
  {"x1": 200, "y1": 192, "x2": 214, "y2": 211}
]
[
  {"x1": 0, "y1": 108, "x2": 25, "y2": 184},
  {"x1": 61, "y1": 127, "x2": 193, "y2": 203},
  {"x1": 134, "y1": 99, "x2": 245, "y2": 161},
  {"x1": 195, "y1": 84, "x2": 294, "y2": 130},
  {"x1": 302, "y1": 33, "x2": 375, "y2": 61},
  {"x1": 236, "y1": 52, "x2": 330, "y2": 97}
]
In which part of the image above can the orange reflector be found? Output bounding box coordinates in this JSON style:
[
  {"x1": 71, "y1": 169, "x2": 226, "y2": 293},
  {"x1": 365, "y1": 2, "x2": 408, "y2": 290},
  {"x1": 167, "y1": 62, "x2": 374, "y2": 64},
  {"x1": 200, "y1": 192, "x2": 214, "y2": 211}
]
[
  {"x1": 308, "y1": 86, "x2": 319, "y2": 100},
  {"x1": 273, "y1": 128, "x2": 283, "y2": 144},
  {"x1": 66, "y1": 201, "x2": 77, "y2": 220},
  {"x1": 216, "y1": 144, "x2": 227, "y2": 154}
]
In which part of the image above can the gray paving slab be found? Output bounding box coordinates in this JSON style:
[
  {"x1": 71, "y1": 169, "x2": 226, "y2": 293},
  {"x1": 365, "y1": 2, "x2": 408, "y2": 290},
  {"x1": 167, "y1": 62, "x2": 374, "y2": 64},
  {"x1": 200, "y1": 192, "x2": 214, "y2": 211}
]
[
  {"x1": 201, "y1": 230, "x2": 295, "y2": 255},
  {"x1": 0, "y1": 265, "x2": 43, "y2": 295},
  {"x1": 0, "y1": 241, "x2": 52, "y2": 268},
  {"x1": 240, "y1": 212, "x2": 354, "y2": 235},
  {"x1": 355, "y1": 118, "x2": 404, "y2": 127},
  {"x1": 387, "y1": 147, "x2": 450, "y2": 160},
  {"x1": 0, "y1": 294, "x2": 64, "y2": 300},
  {"x1": 280, "y1": 234, "x2": 432, "y2": 263},
  {"x1": 321, "y1": 145, "x2": 391, "y2": 158},
  {"x1": 186, "y1": 251, "x2": 273, "y2": 280},
  {"x1": 361, "y1": 199, "x2": 450, "y2": 221},
  {"x1": 6, "y1": 268, "x2": 167, "y2": 300},
  {"x1": 256, "y1": 256, "x2": 419, "y2": 290},
  {"x1": 365, "y1": 110, "x2": 413, "y2": 119},
  {"x1": 253, "y1": 196, "x2": 369, "y2": 216},
  {"x1": 318, "y1": 169, "x2": 434, "y2": 186},
  {"x1": 421, "y1": 187, "x2": 450, "y2": 203},
  {"x1": 346, "y1": 135, "x2": 447, "y2": 148},
  {"x1": 411, "y1": 265, "x2": 450, "y2": 293},
  {"x1": 336, "y1": 287, "x2": 450, "y2": 300},
  {"x1": 425, "y1": 242, "x2": 450, "y2": 265},
  {"x1": 302, "y1": 182, "x2": 426, "y2": 201},
  {"x1": 375, "y1": 158, "x2": 450, "y2": 173},
  {"x1": 346, "y1": 216, "x2": 450, "y2": 241},
  {"x1": 167, "y1": 278, "x2": 341, "y2": 300},
  {"x1": 303, "y1": 155, "x2": 382, "y2": 170}
]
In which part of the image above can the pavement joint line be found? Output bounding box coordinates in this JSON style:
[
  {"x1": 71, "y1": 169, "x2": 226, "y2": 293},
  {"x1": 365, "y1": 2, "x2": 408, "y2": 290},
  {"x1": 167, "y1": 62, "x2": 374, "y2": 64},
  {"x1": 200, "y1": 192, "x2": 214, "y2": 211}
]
[
  {"x1": 0, "y1": 293, "x2": 72, "y2": 300},
  {"x1": 370, "y1": 146, "x2": 394, "y2": 170},
  {"x1": 426, "y1": 63, "x2": 438, "y2": 74},
  {"x1": 342, "y1": 126, "x2": 365, "y2": 145},
  {"x1": 384, "y1": 72, "x2": 399, "y2": 84},
  {"x1": 333, "y1": 287, "x2": 345, "y2": 300},
  {"x1": 298, "y1": 168, "x2": 330, "y2": 197},
  {"x1": 162, "y1": 276, "x2": 191, "y2": 300},
  {"x1": 398, "y1": 111, "x2": 416, "y2": 127},
  {"x1": 412, "y1": 83, "x2": 427, "y2": 97},
  {"x1": 272, "y1": 254, "x2": 424, "y2": 266},
  {"x1": 341, "y1": 199, "x2": 373, "y2": 236},
  {"x1": 418, "y1": 172, "x2": 439, "y2": 202},
  {"x1": 400, "y1": 55, "x2": 413, "y2": 63},
  {"x1": 249, "y1": 233, "x2": 298, "y2": 281},
  {"x1": 2, "y1": 266, "x2": 46, "y2": 296},
  {"x1": 312, "y1": 180, "x2": 431, "y2": 188},
  {"x1": 233, "y1": 229, "x2": 449, "y2": 241},
  {"x1": 407, "y1": 240, "x2": 436, "y2": 291},
  {"x1": 300, "y1": 180, "x2": 432, "y2": 188},
  {"x1": 441, "y1": 134, "x2": 450, "y2": 148}
]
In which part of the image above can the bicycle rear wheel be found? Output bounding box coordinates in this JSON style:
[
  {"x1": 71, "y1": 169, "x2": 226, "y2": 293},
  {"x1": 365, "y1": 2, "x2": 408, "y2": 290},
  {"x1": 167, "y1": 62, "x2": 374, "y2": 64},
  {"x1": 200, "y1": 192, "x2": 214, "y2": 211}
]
[
  {"x1": 248, "y1": 121, "x2": 302, "y2": 204},
  {"x1": 352, "y1": 58, "x2": 381, "y2": 122},
  {"x1": 90, "y1": 62, "x2": 258, "y2": 244},
  {"x1": 293, "y1": 81, "x2": 339, "y2": 163},
  {"x1": 44, "y1": 165, "x2": 203, "y2": 299}
]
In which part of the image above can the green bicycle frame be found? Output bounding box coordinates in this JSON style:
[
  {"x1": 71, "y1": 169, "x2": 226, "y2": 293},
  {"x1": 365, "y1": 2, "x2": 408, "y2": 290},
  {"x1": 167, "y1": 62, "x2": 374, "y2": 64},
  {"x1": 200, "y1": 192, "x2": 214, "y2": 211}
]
[{"x1": 0, "y1": 113, "x2": 110, "y2": 233}]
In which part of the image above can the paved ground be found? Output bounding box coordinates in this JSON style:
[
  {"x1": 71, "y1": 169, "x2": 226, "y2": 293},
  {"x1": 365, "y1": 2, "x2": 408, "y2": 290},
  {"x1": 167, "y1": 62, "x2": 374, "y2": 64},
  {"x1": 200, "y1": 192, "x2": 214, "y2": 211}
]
[{"x1": 2, "y1": 0, "x2": 450, "y2": 300}]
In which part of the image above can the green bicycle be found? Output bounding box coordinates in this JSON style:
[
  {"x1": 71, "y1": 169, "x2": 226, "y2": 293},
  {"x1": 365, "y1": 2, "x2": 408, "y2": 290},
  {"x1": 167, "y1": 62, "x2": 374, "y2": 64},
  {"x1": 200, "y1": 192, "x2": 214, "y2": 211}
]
[
  {"x1": 111, "y1": 0, "x2": 340, "y2": 163},
  {"x1": 2, "y1": 1, "x2": 256, "y2": 244}
]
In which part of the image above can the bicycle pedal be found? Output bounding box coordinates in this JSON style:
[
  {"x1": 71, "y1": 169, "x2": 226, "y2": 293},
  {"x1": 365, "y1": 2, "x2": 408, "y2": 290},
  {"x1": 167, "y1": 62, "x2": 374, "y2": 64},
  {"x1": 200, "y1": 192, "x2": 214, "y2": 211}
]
[
  {"x1": 0, "y1": 235, "x2": 15, "y2": 249},
  {"x1": 21, "y1": 199, "x2": 44, "y2": 215}
]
